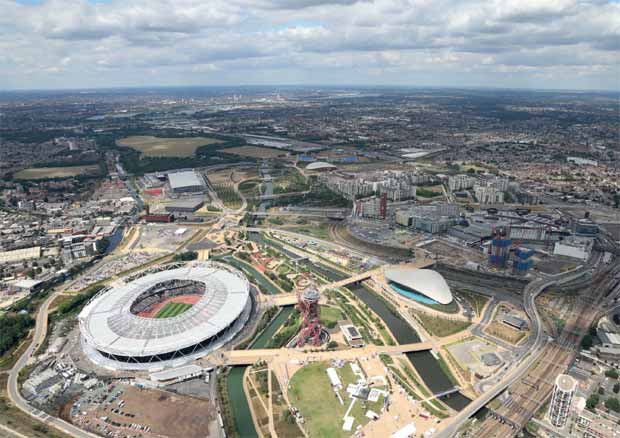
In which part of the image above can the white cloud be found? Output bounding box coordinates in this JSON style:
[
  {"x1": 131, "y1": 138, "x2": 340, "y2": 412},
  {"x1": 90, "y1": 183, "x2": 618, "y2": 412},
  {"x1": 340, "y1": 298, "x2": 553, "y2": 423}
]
[{"x1": 0, "y1": 0, "x2": 617, "y2": 89}]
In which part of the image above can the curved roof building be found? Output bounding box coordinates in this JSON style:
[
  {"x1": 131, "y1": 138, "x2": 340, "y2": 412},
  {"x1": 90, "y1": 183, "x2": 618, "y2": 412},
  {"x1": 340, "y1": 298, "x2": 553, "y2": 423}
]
[
  {"x1": 79, "y1": 261, "x2": 251, "y2": 371},
  {"x1": 384, "y1": 267, "x2": 453, "y2": 305},
  {"x1": 305, "y1": 161, "x2": 337, "y2": 171}
]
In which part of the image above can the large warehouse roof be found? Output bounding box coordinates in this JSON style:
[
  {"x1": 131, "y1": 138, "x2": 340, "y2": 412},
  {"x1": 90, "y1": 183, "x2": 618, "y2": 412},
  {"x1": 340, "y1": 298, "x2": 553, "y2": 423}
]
[
  {"x1": 79, "y1": 262, "x2": 250, "y2": 358},
  {"x1": 168, "y1": 170, "x2": 203, "y2": 190},
  {"x1": 384, "y1": 267, "x2": 453, "y2": 304}
]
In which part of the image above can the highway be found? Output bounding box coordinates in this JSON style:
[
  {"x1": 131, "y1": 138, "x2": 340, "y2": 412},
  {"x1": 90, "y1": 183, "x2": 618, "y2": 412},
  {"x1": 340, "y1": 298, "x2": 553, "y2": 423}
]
[{"x1": 435, "y1": 265, "x2": 592, "y2": 438}]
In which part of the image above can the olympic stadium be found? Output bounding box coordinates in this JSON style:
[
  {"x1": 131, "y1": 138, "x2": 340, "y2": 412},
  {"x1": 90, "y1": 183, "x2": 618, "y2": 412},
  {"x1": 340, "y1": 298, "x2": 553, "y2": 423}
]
[{"x1": 79, "y1": 261, "x2": 252, "y2": 371}]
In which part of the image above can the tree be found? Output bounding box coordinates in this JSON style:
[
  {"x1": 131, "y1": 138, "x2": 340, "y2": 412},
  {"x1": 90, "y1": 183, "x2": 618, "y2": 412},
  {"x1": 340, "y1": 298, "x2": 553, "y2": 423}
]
[
  {"x1": 613, "y1": 383, "x2": 619, "y2": 394},
  {"x1": 586, "y1": 394, "x2": 600, "y2": 410},
  {"x1": 581, "y1": 335, "x2": 594, "y2": 350},
  {"x1": 172, "y1": 251, "x2": 198, "y2": 262},
  {"x1": 605, "y1": 369, "x2": 619, "y2": 380},
  {"x1": 598, "y1": 387, "x2": 605, "y2": 395},
  {"x1": 605, "y1": 397, "x2": 620, "y2": 413},
  {"x1": 327, "y1": 341, "x2": 338, "y2": 349}
]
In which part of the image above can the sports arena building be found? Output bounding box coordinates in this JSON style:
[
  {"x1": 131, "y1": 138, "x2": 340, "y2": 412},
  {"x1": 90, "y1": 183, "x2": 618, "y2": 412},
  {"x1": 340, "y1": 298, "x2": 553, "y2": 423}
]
[
  {"x1": 79, "y1": 261, "x2": 252, "y2": 371},
  {"x1": 384, "y1": 267, "x2": 453, "y2": 305}
]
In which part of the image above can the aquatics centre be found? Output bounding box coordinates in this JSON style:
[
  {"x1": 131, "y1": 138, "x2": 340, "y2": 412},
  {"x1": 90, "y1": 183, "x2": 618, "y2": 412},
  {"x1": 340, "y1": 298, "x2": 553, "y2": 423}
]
[{"x1": 384, "y1": 267, "x2": 453, "y2": 305}]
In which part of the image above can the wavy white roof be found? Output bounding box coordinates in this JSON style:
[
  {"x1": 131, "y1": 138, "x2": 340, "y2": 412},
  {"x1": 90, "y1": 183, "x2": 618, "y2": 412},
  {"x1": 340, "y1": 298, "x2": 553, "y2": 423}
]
[
  {"x1": 306, "y1": 161, "x2": 337, "y2": 170},
  {"x1": 79, "y1": 262, "x2": 250, "y2": 358},
  {"x1": 384, "y1": 267, "x2": 453, "y2": 304}
]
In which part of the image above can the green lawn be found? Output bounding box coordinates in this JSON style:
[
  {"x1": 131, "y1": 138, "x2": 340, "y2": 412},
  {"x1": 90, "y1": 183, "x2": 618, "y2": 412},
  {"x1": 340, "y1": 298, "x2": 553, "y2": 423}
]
[
  {"x1": 413, "y1": 312, "x2": 471, "y2": 337},
  {"x1": 289, "y1": 361, "x2": 385, "y2": 437},
  {"x1": 320, "y1": 305, "x2": 344, "y2": 328},
  {"x1": 155, "y1": 302, "x2": 193, "y2": 318},
  {"x1": 289, "y1": 362, "x2": 349, "y2": 438},
  {"x1": 291, "y1": 223, "x2": 331, "y2": 240}
]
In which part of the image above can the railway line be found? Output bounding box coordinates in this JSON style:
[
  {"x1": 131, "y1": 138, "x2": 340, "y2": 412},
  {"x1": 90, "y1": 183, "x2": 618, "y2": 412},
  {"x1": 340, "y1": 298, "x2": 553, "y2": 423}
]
[{"x1": 472, "y1": 262, "x2": 620, "y2": 437}]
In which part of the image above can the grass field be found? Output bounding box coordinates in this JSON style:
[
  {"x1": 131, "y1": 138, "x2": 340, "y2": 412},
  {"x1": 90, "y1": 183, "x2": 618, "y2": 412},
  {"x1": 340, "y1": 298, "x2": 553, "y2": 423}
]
[
  {"x1": 457, "y1": 290, "x2": 489, "y2": 316},
  {"x1": 486, "y1": 321, "x2": 527, "y2": 344},
  {"x1": 413, "y1": 312, "x2": 471, "y2": 337},
  {"x1": 288, "y1": 362, "x2": 349, "y2": 438},
  {"x1": 219, "y1": 145, "x2": 287, "y2": 159},
  {"x1": 289, "y1": 362, "x2": 385, "y2": 437},
  {"x1": 319, "y1": 305, "x2": 343, "y2": 328},
  {"x1": 117, "y1": 136, "x2": 222, "y2": 157},
  {"x1": 155, "y1": 302, "x2": 193, "y2": 318},
  {"x1": 15, "y1": 165, "x2": 100, "y2": 180}
]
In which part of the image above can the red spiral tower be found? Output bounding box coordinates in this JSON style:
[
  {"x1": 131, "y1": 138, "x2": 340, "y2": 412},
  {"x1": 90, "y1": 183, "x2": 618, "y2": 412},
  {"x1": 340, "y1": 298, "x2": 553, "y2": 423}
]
[{"x1": 296, "y1": 287, "x2": 321, "y2": 347}]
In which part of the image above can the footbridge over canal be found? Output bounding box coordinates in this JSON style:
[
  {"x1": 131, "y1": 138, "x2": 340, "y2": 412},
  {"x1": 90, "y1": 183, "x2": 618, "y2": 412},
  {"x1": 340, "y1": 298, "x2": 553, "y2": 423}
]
[{"x1": 220, "y1": 342, "x2": 434, "y2": 366}]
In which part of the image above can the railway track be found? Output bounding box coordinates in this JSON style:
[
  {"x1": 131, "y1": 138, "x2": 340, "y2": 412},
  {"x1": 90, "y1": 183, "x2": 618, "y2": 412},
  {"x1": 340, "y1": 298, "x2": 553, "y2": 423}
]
[{"x1": 472, "y1": 262, "x2": 619, "y2": 437}]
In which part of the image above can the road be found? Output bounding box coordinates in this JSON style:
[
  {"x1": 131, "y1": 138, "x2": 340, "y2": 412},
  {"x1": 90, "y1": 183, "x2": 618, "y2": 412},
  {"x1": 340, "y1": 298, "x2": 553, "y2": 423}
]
[
  {"x1": 6, "y1": 287, "x2": 99, "y2": 438},
  {"x1": 435, "y1": 265, "x2": 591, "y2": 438}
]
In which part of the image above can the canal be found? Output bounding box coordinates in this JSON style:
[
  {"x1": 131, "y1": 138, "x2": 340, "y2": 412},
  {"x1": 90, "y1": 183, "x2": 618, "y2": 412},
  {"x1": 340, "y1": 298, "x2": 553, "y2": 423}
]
[
  {"x1": 227, "y1": 366, "x2": 258, "y2": 438},
  {"x1": 348, "y1": 284, "x2": 471, "y2": 411},
  {"x1": 224, "y1": 232, "x2": 470, "y2": 436},
  {"x1": 226, "y1": 306, "x2": 295, "y2": 437},
  {"x1": 104, "y1": 225, "x2": 125, "y2": 255},
  {"x1": 250, "y1": 306, "x2": 294, "y2": 349}
]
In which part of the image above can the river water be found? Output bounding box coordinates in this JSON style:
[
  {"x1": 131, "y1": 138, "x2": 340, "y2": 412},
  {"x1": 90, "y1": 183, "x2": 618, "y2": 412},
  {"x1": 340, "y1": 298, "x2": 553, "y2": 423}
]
[
  {"x1": 346, "y1": 286, "x2": 471, "y2": 412},
  {"x1": 226, "y1": 306, "x2": 295, "y2": 437}
]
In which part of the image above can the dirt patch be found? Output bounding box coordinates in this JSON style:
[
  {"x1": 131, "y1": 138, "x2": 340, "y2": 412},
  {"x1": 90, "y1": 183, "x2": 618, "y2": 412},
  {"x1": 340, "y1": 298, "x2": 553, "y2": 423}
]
[
  {"x1": 75, "y1": 385, "x2": 215, "y2": 438},
  {"x1": 117, "y1": 136, "x2": 222, "y2": 157},
  {"x1": 15, "y1": 165, "x2": 100, "y2": 180}
]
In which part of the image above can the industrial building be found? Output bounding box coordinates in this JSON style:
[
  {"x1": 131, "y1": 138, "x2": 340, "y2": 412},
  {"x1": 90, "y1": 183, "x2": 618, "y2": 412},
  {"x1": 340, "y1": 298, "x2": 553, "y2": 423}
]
[
  {"x1": 575, "y1": 219, "x2": 600, "y2": 237},
  {"x1": 79, "y1": 261, "x2": 251, "y2": 371},
  {"x1": 167, "y1": 170, "x2": 205, "y2": 193},
  {"x1": 164, "y1": 198, "x2": 205, "y2": 213},
  {"x1": 384, "y1": 267, "x2": 453, "y2": 305},
  {"x1": 0, "y1": 246, "x2": 41, "y2": 264},
  {"x1": 548, "y1": 374, "x2": 576, "y2": 428},
  {"x1": 553, "y1": 237, "x2": 593, "y2": 261}
]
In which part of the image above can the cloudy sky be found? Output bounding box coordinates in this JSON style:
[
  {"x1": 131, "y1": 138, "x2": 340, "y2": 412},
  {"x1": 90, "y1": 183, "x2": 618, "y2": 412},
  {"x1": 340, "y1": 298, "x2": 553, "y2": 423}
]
[{"x1": 1, "y1": 0, "x2": 618, "y2": 90}]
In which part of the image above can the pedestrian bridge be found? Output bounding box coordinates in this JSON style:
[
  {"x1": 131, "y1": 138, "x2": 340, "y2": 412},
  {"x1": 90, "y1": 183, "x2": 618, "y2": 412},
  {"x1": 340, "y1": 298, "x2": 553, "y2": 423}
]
[
  {"x1": 376, "y1": 342, "x2": 433, "y2": 354},
  {"x1": 221, "y1": 341, "x2": 433, "y2": 365}
]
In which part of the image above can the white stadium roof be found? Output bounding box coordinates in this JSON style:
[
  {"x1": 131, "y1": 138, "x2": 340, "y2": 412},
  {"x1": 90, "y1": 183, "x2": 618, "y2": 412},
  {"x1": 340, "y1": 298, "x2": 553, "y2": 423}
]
[
  {"x1": 384, "y1": 267, "x2": 453, "y2": 304},
  {"x1": 79, "y1": 262, "x2": 250, "y2": 359},
  {"x1": 306, "y1": 161, "x2": 337, "y2": 170},
  {"x1": 167, "y1": 170, "x2": 203, "y2": 190}
]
